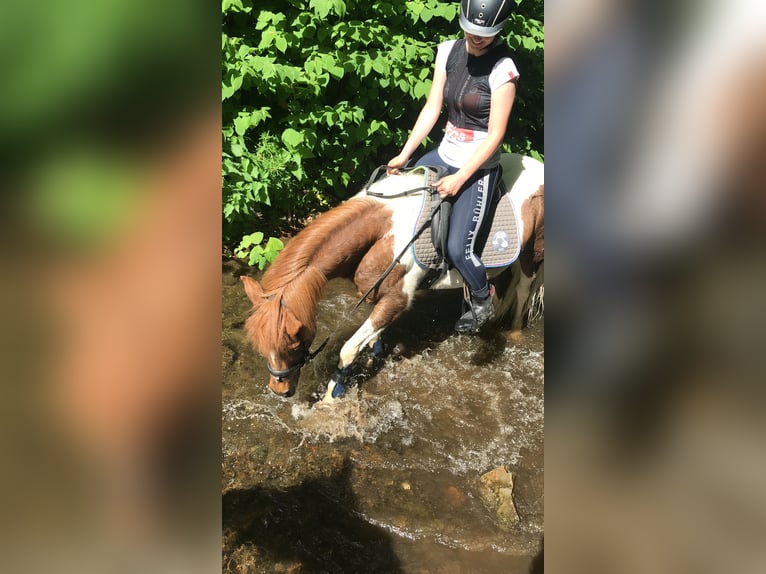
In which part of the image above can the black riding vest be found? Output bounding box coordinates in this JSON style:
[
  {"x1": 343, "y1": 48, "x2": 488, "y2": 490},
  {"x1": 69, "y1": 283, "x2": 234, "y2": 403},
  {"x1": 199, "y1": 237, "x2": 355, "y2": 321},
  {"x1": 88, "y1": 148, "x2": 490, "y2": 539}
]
[{"x1": 443, "y1": 38, "x2": 514, "y2": 132}]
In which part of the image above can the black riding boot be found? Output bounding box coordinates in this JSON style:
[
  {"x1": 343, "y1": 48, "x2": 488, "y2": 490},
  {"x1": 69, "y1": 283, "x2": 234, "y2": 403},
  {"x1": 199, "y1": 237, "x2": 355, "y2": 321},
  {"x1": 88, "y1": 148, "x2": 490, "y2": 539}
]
[{"x1": 455, "y1": 286, "x2": 495, "y2": 334}]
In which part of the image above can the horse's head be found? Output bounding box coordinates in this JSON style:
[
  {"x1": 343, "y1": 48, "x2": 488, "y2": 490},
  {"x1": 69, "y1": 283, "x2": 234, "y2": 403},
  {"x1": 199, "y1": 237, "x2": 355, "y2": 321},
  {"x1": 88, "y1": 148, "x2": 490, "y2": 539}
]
[{"x1": 241, "y1": 276, "x2": 315, "y2": 397}]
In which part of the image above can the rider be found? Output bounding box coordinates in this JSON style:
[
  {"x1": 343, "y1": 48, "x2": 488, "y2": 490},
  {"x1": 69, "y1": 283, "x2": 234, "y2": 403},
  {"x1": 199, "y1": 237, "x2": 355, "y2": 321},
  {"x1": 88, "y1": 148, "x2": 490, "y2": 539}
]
[{"x1": 387, "y1": 0, "x2": 519, "y2": 333}]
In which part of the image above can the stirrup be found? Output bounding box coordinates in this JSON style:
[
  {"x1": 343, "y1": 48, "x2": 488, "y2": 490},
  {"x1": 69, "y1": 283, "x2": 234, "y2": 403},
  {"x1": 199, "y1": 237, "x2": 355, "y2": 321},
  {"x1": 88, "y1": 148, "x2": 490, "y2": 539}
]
[{"x1": 455, "y1": 284, "x2": 495, "y2": 334}]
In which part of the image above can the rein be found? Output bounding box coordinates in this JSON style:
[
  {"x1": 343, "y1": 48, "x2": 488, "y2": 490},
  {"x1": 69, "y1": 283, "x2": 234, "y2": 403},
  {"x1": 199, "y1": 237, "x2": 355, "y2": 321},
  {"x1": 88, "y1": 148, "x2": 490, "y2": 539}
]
[
  {"x1": 363, "y1": 164, "x2": 445, "y2": 197},
  {"x1": 350, "y1": 194, "x2": 444, "y2": 314},
  {"x1": 350, "y1": 164, "x2": 447, "y2": 313}
]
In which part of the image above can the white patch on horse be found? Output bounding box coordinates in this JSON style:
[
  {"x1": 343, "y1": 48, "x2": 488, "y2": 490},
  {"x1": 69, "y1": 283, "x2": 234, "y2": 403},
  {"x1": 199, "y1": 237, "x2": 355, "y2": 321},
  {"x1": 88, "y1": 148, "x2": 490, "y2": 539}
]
[
  {"x1": 362, "y1": 174, "x2": 429, "y2": 302},
  {"x1": 338, "y1": 318, "x2": 381, "y2": 369},
  {"x1": 502, "y1": 154, "x2": 544, "y2": 244}
]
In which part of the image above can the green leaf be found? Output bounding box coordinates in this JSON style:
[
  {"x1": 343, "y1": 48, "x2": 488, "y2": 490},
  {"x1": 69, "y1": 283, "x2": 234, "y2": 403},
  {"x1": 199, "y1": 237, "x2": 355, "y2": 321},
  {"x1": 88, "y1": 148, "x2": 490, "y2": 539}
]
[
  {"x1": 433, "y1": 3, "x2": 458, "y2": 20},
  {"x1": 240, "y1": 231, "x2": 264, "y2": 247},
  {"x1": 222, "y1": 74, "x2": 243, "y2": 100},
  {"x1": 258, "y1": 30, "x2": 275, "y2": 50},
  {"x1": 413, "y1": 80, "x2": 430, "y2": 99},
  {"x1": 250, "y1": 107, "x2": 271, "y2": 126},
  {"x1": 281, "y1": 128, "x2": 304, "y2": 150},
  {"x1": 372, "y1": 57, "x2": 389, "y2": 75},
  {"x1": 407, "y1": 1, "x2": 424, "y2": 23},
  {"x1": 223, "y1": 0, "x2": 250, "y2": 15},
  {"x1": 264, "y1": 237, "x2": 284, "y2": 257},
  {"x1": 247, "y1": 245, "x2": 265, "y2": 267},
  {"x1": 233, "y1": 115, "x2": 250, "y2": 137},
  {"x1": 327, "y1": 65, "x2": 344, "y2": 79},
  {"x1": 309, "y1": 0, "x2": 332, "y2": 19},
  {"x1": 275, "y1": 34, "x2": 287, "y2": 53}
]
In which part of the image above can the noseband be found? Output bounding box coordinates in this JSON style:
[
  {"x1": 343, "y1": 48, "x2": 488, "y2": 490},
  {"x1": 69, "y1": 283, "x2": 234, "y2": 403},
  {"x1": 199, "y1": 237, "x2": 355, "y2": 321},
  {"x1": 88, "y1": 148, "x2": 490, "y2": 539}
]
[{"x1": 266, "y1": 337, "x2": 329, "y2": 382}]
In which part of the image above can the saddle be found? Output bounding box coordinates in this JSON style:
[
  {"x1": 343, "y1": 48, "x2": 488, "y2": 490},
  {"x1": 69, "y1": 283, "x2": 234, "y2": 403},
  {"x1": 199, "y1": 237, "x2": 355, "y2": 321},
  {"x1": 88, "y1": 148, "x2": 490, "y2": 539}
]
[
  {"x1": 412, "y1": 169, "x2": 521, "y2": 287},
  {"x1": 364, "y1": 164, "x2": 521, "y2": 287}
]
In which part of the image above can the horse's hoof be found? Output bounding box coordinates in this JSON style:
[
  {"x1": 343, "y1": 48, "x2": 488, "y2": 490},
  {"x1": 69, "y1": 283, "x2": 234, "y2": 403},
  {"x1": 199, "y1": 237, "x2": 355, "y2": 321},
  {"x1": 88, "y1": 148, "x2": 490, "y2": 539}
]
[
  {"x1": 320, "y1": 367, "x2": 351, "y2": 401},
  {"x1": 508, "y1": 330, "x2": 523, "y2": 343},
  {"x1": 314, "y1": 381, "x2": 345, "y2": 404}
]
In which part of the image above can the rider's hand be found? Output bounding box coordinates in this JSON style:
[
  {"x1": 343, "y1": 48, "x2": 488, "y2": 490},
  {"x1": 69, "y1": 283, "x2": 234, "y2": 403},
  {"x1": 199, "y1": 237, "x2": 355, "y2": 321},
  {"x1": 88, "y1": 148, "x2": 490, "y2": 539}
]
[
  {"x1": 387, "y1": 154, "x2": 409, "y2": 175},
  {"x1": 435, "y1": 173, "x2": 466, "y2": 198}
]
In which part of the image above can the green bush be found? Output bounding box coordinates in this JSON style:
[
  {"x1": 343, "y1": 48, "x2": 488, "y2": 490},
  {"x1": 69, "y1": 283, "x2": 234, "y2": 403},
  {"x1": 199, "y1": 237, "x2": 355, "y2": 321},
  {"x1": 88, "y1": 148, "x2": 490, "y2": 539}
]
[
  {"x1": 222, "y1": 0, "x2": 543, "y2": 263},
  {"x1": 234, "y1": 231, "x2": 285, "y2": 269}
]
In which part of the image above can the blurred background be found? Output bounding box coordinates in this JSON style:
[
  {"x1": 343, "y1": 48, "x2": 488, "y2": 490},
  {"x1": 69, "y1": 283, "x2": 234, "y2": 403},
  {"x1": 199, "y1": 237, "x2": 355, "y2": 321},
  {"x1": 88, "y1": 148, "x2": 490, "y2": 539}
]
[
  {"x1": 0, "y1": 0, "x2": 221, "y2": 572},
  {"x1": 545, "y1": 0, "x2": 766, "y2": 572}
]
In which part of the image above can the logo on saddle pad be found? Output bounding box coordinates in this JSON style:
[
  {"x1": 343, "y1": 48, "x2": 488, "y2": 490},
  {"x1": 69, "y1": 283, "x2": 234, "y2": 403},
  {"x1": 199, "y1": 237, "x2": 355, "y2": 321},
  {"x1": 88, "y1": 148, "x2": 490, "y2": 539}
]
[{"x1": 491, "y1": 230, "x2": 511, "y2": 252}]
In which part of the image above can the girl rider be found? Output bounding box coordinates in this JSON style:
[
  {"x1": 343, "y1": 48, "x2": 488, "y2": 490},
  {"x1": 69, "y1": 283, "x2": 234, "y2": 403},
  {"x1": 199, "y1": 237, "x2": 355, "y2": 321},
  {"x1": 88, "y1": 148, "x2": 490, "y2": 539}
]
[{"x1": 387, "y1": 0, "x2": 519, "y2": 333}]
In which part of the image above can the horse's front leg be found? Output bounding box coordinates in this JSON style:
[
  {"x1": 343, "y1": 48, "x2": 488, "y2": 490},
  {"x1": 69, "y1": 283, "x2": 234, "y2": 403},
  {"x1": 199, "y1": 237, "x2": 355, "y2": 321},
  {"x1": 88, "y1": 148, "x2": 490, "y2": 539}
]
[
  {"x1": 322, "y1": 318, "x2": 385, "y2": 401},
  {"x1": 322, "y1": 283, "x2": 412, "y2": 402}
]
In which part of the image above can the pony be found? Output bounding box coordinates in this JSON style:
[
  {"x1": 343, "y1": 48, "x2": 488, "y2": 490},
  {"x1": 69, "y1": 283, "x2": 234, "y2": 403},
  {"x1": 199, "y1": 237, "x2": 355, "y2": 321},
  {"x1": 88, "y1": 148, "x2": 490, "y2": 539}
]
[{"x1": 242, "y1": 153, "x2": 543, "y2": 401}]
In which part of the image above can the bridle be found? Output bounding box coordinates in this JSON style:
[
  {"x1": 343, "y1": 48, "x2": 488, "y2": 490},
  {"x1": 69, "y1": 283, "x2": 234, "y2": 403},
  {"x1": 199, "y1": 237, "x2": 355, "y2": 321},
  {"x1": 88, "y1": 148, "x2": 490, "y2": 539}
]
[
  {"x1": 266, "y1": 336, "x2": 329, "y2": 382},
  {"x1": 261, "y1": 292, "x2": 330, "y2": 383}
]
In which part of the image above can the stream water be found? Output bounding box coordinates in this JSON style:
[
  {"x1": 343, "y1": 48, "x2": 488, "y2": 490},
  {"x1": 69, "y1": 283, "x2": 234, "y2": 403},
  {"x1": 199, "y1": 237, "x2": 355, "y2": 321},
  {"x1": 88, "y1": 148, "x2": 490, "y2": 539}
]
[{"x1": 222, "y1": 258, "x2": 543, "y2": 573}]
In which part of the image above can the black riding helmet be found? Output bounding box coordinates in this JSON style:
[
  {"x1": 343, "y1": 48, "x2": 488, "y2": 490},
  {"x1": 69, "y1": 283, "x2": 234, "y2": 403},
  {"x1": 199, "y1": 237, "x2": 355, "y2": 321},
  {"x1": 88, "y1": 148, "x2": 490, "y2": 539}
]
[{"x1": 459, "y1": 0, "x2": 512, "y2": 37}]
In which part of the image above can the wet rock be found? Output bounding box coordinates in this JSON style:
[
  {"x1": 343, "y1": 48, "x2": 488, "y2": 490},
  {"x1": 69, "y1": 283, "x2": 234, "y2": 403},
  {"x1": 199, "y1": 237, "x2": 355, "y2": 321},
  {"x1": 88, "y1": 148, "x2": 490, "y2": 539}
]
[{"x1": 479, "y1": 465, "x2": 520, "y2": 528}]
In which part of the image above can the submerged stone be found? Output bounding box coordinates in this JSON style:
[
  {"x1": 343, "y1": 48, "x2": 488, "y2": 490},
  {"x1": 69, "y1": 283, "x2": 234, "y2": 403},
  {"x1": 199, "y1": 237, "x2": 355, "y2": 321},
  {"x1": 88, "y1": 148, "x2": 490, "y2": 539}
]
[{"x1": 479, "y1": 465, "x2": 520, "y2": 528}]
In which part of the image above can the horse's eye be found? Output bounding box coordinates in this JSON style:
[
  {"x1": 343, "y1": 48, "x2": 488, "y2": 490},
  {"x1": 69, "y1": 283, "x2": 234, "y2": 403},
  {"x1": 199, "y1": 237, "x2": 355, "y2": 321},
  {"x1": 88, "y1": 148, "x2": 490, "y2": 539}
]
[{"x1": 287, "y1": 339, "x2": 302, "y2": 351}]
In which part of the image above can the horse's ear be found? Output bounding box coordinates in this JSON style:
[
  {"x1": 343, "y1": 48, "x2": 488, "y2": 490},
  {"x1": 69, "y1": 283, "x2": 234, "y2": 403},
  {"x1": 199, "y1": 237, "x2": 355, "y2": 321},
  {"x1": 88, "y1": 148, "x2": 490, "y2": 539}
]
[{"x1": 241, "y1": 276, "x2": 265, "y2": 304}]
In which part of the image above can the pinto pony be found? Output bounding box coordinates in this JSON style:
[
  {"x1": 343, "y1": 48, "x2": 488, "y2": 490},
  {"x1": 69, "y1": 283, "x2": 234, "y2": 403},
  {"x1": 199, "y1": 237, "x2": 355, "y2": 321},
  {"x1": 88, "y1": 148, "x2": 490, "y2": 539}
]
[{"x1": 242, "y1": 153, "x2": 543, "y2": 400}]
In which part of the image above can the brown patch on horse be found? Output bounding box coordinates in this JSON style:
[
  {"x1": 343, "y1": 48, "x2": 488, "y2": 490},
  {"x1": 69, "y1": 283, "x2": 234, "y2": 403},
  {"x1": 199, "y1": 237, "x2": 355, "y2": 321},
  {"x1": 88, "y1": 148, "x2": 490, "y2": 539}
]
[
  {"x1": 367, "y1": 265, "x2": 409, "y2": 329},
  {"x1": 352, "y1": 235, "x2": 411, "y2": 329},
  {"x1": 241, "y1": 275, "x2": 265, "y2": 302},
  {"x1": 353, "y1": 235, "x2": 395, "y2": 302},
  {"x1": 267, "y1": 197, "x2": 392, "y2": 283},
  {"x1": 268, "y1": 377, "x2": 292, "y2": 396},
  {"x1": 519, "y1": 184, "x2": 545, "y2": 278}
]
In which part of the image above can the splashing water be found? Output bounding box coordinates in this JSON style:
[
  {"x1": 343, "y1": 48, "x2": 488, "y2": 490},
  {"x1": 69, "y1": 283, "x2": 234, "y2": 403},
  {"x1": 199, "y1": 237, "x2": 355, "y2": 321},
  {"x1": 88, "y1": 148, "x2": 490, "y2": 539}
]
[{"x1": 223, "y1": 269, "x2": 543, "y2": 571}]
